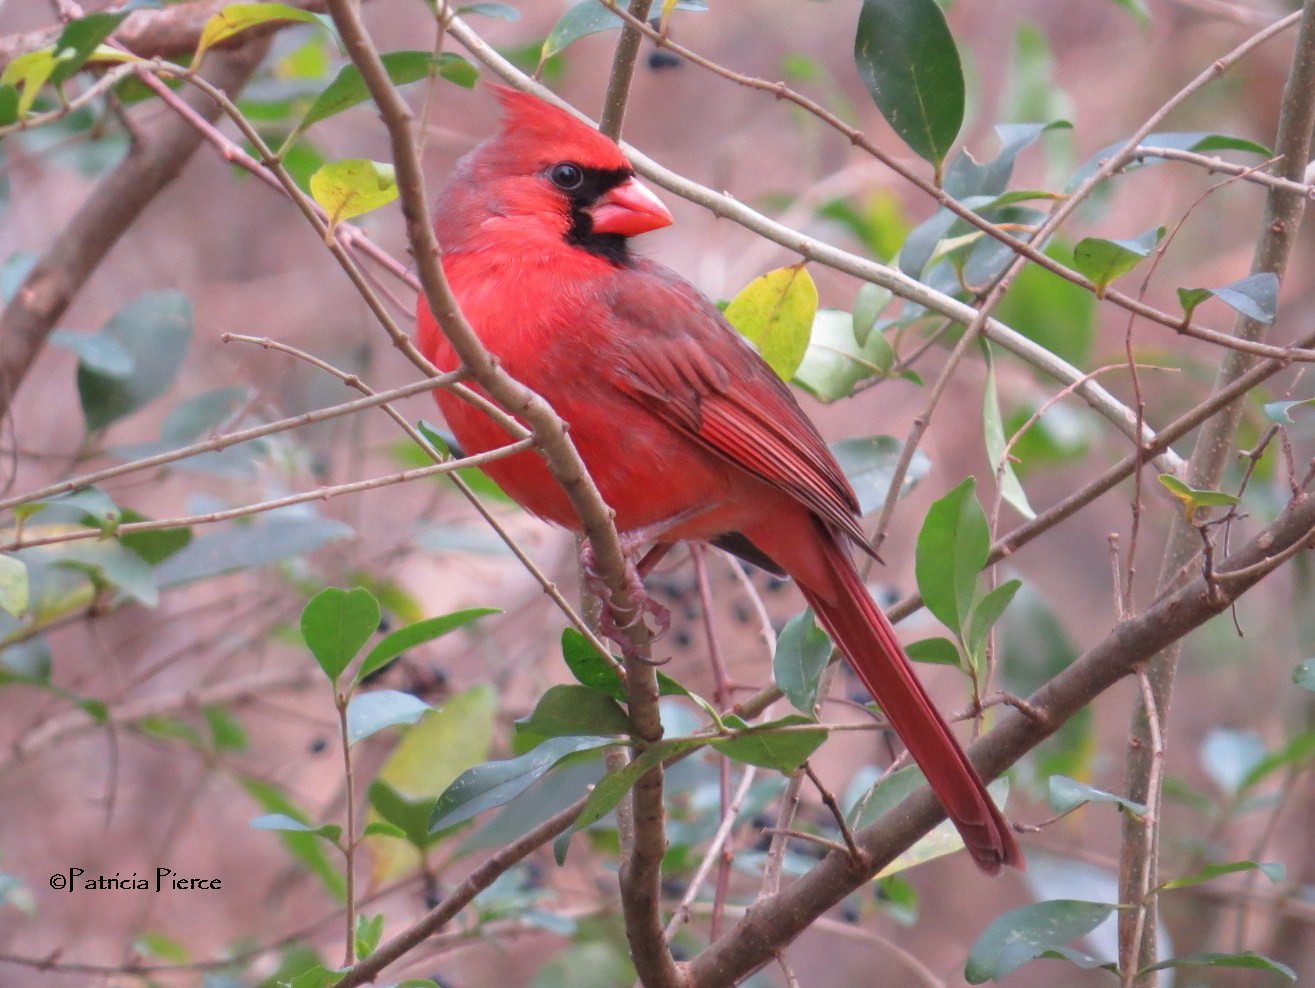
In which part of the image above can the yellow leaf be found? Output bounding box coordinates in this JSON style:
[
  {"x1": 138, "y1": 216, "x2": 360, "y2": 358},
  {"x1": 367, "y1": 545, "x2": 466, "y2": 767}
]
[
  {"x1": 366, "y1": 685, "x2": 496, "y2": 882},
  {"x1": 723, "y1": 265, "x2": 819, "y2": 381},
  {"x1": 195, "y1": 3, "x2": 323, "y2": 65},
  {"x1": 308, "y1": 158, "x2": 397, "y2": 242},
  {"x1": 1, "y1": 49, "x2": 57, "y2": 118}
]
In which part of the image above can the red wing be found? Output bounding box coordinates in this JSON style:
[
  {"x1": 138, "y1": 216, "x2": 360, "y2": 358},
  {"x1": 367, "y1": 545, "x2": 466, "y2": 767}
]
[{"x1": 604, "y1": 266, "x2": 871, "y2": 551}]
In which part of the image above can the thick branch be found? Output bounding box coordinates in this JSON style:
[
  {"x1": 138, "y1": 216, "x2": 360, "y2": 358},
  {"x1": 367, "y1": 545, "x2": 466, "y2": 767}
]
[{"x1": 687, "y1": 491, "x2": 1315, "y2": 986}]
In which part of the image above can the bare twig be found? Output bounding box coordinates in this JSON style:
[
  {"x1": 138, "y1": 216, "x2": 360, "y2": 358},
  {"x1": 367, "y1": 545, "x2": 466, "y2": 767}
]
[{"x1": 598, "y1": 0, "x2": 654, "y2": 139}]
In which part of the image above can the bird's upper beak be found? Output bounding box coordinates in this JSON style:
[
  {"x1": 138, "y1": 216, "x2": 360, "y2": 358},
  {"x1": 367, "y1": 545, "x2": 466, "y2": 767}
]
[{"x1": 588, "y1": 176, "x2": 673, "y2": 237}]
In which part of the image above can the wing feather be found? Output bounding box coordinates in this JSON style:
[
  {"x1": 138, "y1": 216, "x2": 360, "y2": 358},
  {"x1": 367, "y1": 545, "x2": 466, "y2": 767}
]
[{"x1": 605, "y1": 265, "x2": 871, "y2": 551}]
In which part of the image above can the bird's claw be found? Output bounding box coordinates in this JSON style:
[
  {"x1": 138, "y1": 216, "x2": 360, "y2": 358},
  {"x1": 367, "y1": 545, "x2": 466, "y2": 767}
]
[{"x1": 580, "y1": 538, "x2": 671, "y2": 654}]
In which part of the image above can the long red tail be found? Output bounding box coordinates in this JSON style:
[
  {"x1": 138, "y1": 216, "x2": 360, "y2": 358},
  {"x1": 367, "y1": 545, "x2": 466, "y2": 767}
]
[{"x1": 797, "y1": 537, "x2": 1023, "y2": 874}]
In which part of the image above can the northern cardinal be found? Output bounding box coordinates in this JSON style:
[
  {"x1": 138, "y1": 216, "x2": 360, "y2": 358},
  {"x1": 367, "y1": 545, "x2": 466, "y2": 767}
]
[{"x1": 417, "y1": 87, "x2": 1022, "y2": 874}]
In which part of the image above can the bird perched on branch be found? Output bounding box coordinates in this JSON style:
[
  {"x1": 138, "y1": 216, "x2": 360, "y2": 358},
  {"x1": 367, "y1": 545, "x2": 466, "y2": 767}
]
[{"x1": 417, "y1": 86, "x2": 1022, "y2": 875}]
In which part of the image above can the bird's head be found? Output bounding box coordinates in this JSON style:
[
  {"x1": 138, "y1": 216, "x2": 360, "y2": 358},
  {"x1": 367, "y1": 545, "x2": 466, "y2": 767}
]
[{"x1": 458, "y1": 86, "x2": 672, "y2": 261}]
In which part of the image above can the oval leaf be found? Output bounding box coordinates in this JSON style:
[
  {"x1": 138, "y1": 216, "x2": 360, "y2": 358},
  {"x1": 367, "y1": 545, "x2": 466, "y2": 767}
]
[
  {"x1": 773, "y1": 610, "x2": 833, "y2": 713},
  {"x1": 196, "y1": 2, "x2": 324, "y2": 64},
  {"x1": 1072, "y1": 226, "x2": 1163, "y2": 292},
  {"x1": 915, "y1": 477, "x2": 989, "y2": 635},
  {"x1": 964, "y1": 900, "x2": 1117, "y2": 983},
  {"x1": 854, "y1": 0, "x2": 965, "y2": 168},
  {"x1": 724, "y1": 266, "x2": 818, "y2": 380},
  {"x1": 346, "y1": 690, "x2": 430, "y2": 745},
  {"x1": 309, "y1": 159, "x2": 398, "y2": 239},
  {"x1": 354, "y1": 607, "x2": 498, "y2": 685}
]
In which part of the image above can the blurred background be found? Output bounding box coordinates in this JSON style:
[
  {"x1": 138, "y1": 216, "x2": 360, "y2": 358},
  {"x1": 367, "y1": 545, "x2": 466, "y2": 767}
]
[{"x1": 1, "y1": 0, "x2": 1314, "y2": 984}]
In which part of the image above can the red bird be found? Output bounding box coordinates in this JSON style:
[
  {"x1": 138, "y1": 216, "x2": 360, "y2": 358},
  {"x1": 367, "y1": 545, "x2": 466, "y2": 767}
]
[{"x1": 417, "y1": 87, "x2": 1022, "y2": 874}]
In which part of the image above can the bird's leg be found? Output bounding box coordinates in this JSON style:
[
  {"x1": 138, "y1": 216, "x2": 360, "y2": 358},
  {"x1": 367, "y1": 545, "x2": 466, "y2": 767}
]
[
  {"x1": 579, "y1": 506, "x2": 709, "y2": 650},
  {"x1": 579, "y1": 534, "x2": 672, "y2": 649}
]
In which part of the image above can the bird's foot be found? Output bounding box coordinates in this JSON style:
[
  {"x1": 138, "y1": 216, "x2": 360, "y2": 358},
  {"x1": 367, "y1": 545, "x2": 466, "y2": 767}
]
[{"x1": 580, "y1": 537, "x2": 671, "y2": 654}]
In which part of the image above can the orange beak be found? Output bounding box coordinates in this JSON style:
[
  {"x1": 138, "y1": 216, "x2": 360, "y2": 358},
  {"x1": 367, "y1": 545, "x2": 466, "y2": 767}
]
[{"x1": 588, "y1": 176, "x2": 673, "y2": 237}]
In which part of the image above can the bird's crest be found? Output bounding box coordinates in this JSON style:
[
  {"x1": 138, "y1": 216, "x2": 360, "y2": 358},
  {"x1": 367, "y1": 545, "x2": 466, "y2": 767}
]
[{"x1": 488, "y1": 84, "x2": 631, "y2": 172}]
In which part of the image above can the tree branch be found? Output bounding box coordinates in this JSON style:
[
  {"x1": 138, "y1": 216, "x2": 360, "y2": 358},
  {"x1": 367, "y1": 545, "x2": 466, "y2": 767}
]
[
  {"x1": 1120, "y1": 0, "x2": 1315, "y2": 974},
  {"x1": 687, "y1": 489, "x2": 1315, "y2": 986},
  {"x1": 0, "y1": 41, "x2": 265, "y2": 430},
  {"x1": 598, "y1": 0, "x2": 653, "y2": 139}
]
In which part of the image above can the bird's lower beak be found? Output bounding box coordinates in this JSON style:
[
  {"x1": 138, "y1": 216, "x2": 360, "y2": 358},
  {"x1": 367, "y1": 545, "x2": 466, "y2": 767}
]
[{"x1": 588, "y1": 177, "x2": 673, "y2": 237}]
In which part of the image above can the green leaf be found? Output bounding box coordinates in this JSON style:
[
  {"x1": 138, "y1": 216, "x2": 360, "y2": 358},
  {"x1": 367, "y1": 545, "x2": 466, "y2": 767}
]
[
  {"x1": 76, "y1": 291, "x2": 192, "y2": 432},
  {"x1": 195, "y1": 3, "x2": 324, "y2": 64},
  {"x1": 1293, "y1": 659, "x2": 1315, "y2": 691},
  {"x1": 852, "y1": 283, "x2": 892, "y2": 344},
  {"x1": 0, "y1": 555, "x2": 28, "y2": 618},
  {"x1": 251, "y1": 813, "x2": 342, "y2": 843},
  {"x1": 556, "y1": 627, "x2": 713, "y2": 724},
  {"x1": 50, "y1": 11, "x2": 129, "y2": 85},
  {"x1": 353, "y1": 607, "x2": 498, "y2": 685},
  {"x1": 203, "y1": 705, "x2": 248, "y2": 752},
  {"x1": 981, "y1": 343, "x2": 1034, "y2": 520},
  {"x1": 854, "y1": 0, "x2": 965, "y2": 168},
  {"x1": 346, "y1": 690, "x2": 430, "y2": 745},
  {"x1": 242, "y1": 779, "x2": 346, "y2": 900},
  {"x1": 117, "y1": 520, "x2": 192, "y2": 567},
  {"x1": 1176, "y1": 272, "x2": 1279, "y2": 325},
  {"x1": 831, "y1": 436, "x2": 930, "y2": 517},
  {"x1": 1157, "y1": 473, "x2": 1239, "y2": 521},
  {"x1": 1157, "y1": 859, "x2": 1283, "y2": 891},
  {"x1": 966, "y1": 578, "x2": 1022, "y2": 660},
  {"x1": 793, "y1": 309, "x2": 894, "y2": 402},
  {"x1": 1110, "y1": 0, "x2": 1150, "y2": 27},
  {"x1": 1140, "y1": 952, "x2": 1295, "y2": 980},
  {"x1": 1048, "y1": 775, "x2": 1146, "y2": 817},
  {"x1": 541, "y1": 0, "x2": 705, "y2": 61},
  {"x1": 430, "y1": 735, "x2": 611, "y2": 832},
  {"x1": 368, "y1": 780, "x2": 435, "y2": 848},
  {"x1": 712, "y1": 714, "x2": 827, "y2": 771},
  {"x1": 296, "y1": 51, "x2": 477, "y2": 135},
  {"x1": 964, "y1": 900, "x2": 1117, "y2": 983},
  {"x1": 362, "y1": 820, "x2": 407, "y2": 839},
  {"x1": 905, "y1": 636, "x2": 961, "y2": 666},
  {"x1": 515, "y1": 685, "x2": 633, "y2": 740},
  {"x1": 724, "y1": 266, "x2": 818, "y2": 380},
  {"x1": 773, "y1": 609, "x2": 833, "y2": 713},
  {"x1": 0, "y1": 872, "x2": 35, "y2": 916},
  {"x1": 996, "y1": 242, "x2": 1094, "y2": 367},
  {"x1": 133, "y1": 931, "x2": 188, "y2": 963},
  {"x1": 571, "y1": 737, "x2": 706, "y2": 831},
  {"x1": 1264, "y1": 398, "x2": 1315, "y2": 424},
  {"x1": 1072, "y1": 226, "x2": 1163, "y2": 292},
  {"x1": 300, "y1": 586, "x2": 380, "y2": 682},
  {"x1": 354, "y1": 913, "x2": 384, "y2": 960},
  {"x1": 309, "y1": 159, "x2": 398, "y2": 238},
  {"x1": 915, "y1": 477, "x2": 989, "y2": 635},
  {"x1": 1238, "y1": 728, "x2": 1315, "y2": 794}
]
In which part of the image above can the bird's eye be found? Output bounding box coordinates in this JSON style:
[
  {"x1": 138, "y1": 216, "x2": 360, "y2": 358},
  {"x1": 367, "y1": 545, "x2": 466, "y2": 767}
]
[{"x1": 549, "y1": 162, "x2": 585, "y2": 191}]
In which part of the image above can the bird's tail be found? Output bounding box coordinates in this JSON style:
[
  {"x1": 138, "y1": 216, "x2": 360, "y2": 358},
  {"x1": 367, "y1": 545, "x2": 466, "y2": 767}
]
[{"x1": 798, "y1": 537, "x2": 1023, "y2": 875}]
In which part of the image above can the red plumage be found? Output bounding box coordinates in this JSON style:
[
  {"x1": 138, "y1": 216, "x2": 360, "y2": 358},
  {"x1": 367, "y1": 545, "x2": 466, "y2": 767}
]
[{"x1": 417, "y1": 87, "x2": 1022, "y2": 874}]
